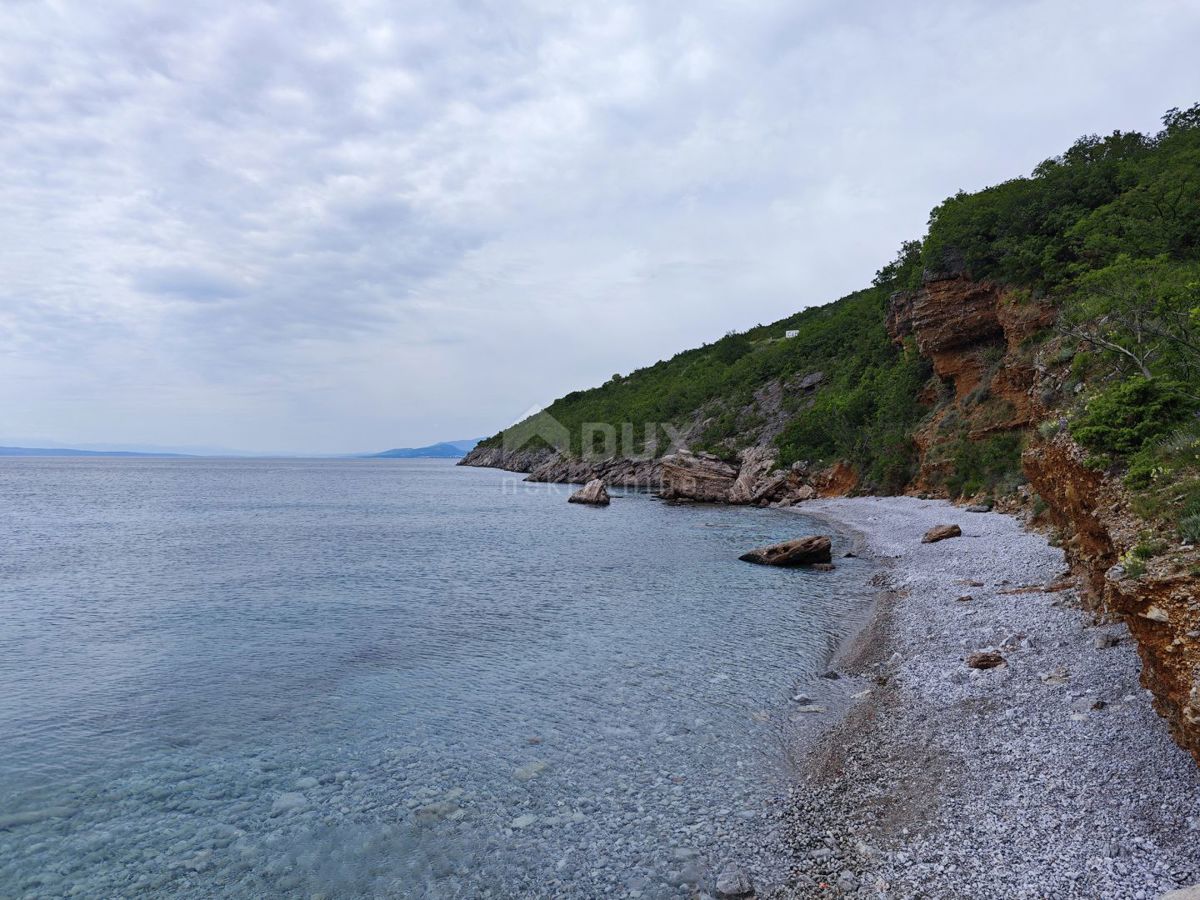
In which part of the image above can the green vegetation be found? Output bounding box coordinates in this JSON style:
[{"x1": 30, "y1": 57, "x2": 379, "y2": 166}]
[{"x1": 482, "y1": 105, "x2": 1200, "y2": 517}]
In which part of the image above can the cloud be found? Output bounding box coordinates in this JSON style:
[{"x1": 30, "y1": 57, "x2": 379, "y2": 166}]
[{"x1": 0, "y1": 0, "x2": 1198, "y2": 451}]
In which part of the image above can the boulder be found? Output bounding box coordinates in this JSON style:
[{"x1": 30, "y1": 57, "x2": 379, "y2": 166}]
[
  {"x1": 568, "y1": 479, "x2": 610, "y2": 506},
  {"x1": 922, "y1": 523, "x2": 962, "y2": 543},
  {"x1": 659, "y1": 451, "x2": 738, "y2": 502},
  {"x1": 739, "y1": 535, "x2": 832, "y2": 567}
]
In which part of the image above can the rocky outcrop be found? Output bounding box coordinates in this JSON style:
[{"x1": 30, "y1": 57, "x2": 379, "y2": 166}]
[
  {"x1": 738, "y1": 535, "x2": 832, "y2": 566},
  {"x1": 660, "y1": 451, "x2": 739, "y2": 502},
  {"x1": 726, "y1": 447, "x2": 779, "y2": 503},
  {"x1": 568, "y1": 479, "x2": 610, "y2": 505},
  {"x1": 460, "y1": 444, "x2": 560, "y2": 473},
  {"x1": 1026, "y1": 434, "x2": 1200, "y2": 766}
]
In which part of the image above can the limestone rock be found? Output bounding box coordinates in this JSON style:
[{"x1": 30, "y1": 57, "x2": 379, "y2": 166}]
[
  {"x1": 739, "y1": 535, "x2": 832, "y2": 567},
  {"x1": 567, "y1": 479, "x2": 610, "y2": 506},
  {"x1": 922, "y1": 523, "x2": 963, "y2": 543},
  {"x1": 727, "y1": 447, "x2": 779, "y2": 504},
  {"x1": 660, "y1": 451, "x2": 738, "y2": 502}
]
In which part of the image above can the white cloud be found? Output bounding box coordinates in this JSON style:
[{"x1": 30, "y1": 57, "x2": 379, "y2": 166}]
[{"x1": 0, "y1": 0, "x2": 1198, "y2": 451}]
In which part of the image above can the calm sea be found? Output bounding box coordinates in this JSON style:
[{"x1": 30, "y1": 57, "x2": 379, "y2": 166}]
[{"x1": 0, "y1": 458, "x2": 872, "y2": 897}]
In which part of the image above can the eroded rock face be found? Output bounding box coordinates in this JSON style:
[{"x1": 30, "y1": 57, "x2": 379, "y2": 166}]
[
  {"x1": 738, "y1": 535, "x2": 832, "y2": 566},
  {"x1": 660, "y1": 451, "x2": 739, "y2": 502},
  {"x1": 568, "y1": 479, "x2": 610, "y2": 506},
  {"x1": 727, "y1": 447, "x2": 779, "y2": 504},
  {"x1": 1026, "y1": 434, "x2": 1200, "y2": 766}
]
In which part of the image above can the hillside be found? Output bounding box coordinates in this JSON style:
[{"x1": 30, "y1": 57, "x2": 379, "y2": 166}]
[{"x1": 464, "y1": 104, "x2": 1200, "y2": 765}]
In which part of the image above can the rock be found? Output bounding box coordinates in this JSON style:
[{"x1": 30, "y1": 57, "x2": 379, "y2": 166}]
[
  {"x1": 715, "y1": 865, "x2": 755, "y2": 897},
  {"x1": 797, "y1": 371, "x2": 825, "y2": 391},
  {"x1": 1040, "y1": 668, "x2": 1070, "y2": 685},
  {"x1": 966, "y1": 651, "x2": 1006, "y2": 670},
  {"x1": 270, "y1": 793, "x2": 308, "y2": 817},
  {"x1": 1094, "y1": 633, "x2": 1121, "y2": 649},
  {"x1": 811, "y1": 562, "x2": 837, "y2": 571},
  {"x1": 842, "y1": 550, "x2": 857, "y2": 558},
  {"x1": 738, "y1": 535, "x2": 832, "y2": 566},
  {"x1": 511, "y1": 813, "x2": 538, "y2": 829},
  {"x1": 567, "y1": 479, "x2": 610, "y2": 506},
  {"x1": 966, "y1": 503, "x2": 992, "y2": 513},
  {"x1": 727, "y1": 447, "x2": 779, "y2": 504},
  {"x1": 1162, "y1": 886, "x2": 1200, "y2": 899},
  {"x1": 294, "y1": 776, "x2": 319, "y2": 790},
  {"x1": 956, "y1": 594, "x2": 973, "y2": 602},
  {"x1": 922, "y1": 524, "x2": 963, "y2": 543},
  {"x1": 820, "y1": 670, "x2": 841, "y2": 680},
  {"x1": 513, "y1": 760, "x2": 549, "y2": 782},
  {"x1": 660, "y1": 451, "x2": 738, "y2": 502}
]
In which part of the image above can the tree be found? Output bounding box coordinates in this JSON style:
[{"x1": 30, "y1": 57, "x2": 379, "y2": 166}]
[{"x1": 1059, "y1": 255, "x2": 1200, "y2": 392}]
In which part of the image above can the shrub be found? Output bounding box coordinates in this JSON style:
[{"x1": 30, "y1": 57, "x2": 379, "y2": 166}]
[{"x1": 1070, "y1": 377, "x2": 1193, "y2": 455}]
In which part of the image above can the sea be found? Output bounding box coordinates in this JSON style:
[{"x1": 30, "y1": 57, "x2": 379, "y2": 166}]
[{"x1": 0, "y1": 457, "x2": 873, "y2": 898}]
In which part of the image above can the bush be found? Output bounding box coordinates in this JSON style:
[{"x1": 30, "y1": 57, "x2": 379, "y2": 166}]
[{"x1": 1070, "y1": 377, "x2": 1193, "y2": 455}]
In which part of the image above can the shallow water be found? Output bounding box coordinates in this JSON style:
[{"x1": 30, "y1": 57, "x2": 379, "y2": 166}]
[{"x1": 0, "y1": 458, "x2": 872, "y2": 898}]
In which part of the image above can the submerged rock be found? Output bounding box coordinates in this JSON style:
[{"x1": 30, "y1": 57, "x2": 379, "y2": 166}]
[
  {"x1": 715, "y1": 864, "x2": 755, "y2": 897},
  {"x1": 738, "y1": 535, "x2": 832, "y2": 567},
  {"x1": 922, "y1": 523, "x2": 963, "y2": 543},
  {"x1": 567, "y1": 479, "x2": 610, "y2": 506}
]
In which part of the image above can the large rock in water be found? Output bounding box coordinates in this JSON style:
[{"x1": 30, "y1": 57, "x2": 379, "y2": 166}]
[
  {"x1": 568, "y1": 479, "x2": 610, "y2": 505},
  {"x1": 739, "y1": 535, "x2": 832, "y2": 567}
]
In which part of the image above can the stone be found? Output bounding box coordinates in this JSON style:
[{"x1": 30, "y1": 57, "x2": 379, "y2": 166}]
[
  {"x1": 727, "y1": 447, "x2": 779, "y2": 504},
  {"x1": 511, "y1": 813, "x2": 538, "y2": 829},
  {"x1": 294, "y1": 776, "x2": 319, "y2": 790},
  {"x1": 966, "y1": 504, "x2": 993, "y2": 513},
  {"x1": 922, "y1": 524, "x2": 963, "y2": 543},
  {"x1": 513, "y1": 760, "x2": 549, "y2": 782},
  {"x1": 966, "y1": 651, "x2": 1006, "y2": 670},
  {"x1": 1094, "y1": 634, "x2": 1121, "y2": 649},
  {"x1": 270, "y1": 793, "x2": 308, "y2": 817},
  {"x1": 715, "y1": 865, "x2": 755, "y2": 897},
  {"x1": 956, "y1": 595, "x2": 973, "y2": 602},
  {"x1": 568, "y1": 479, "x2": 610, "y2": 506},
  {"x1": 659, "y1": 451, "x2": 739, "y2": 502},
  {"x1": 1162, "y1": 886, "x2": 1200, "y2": 899},
  {"x1": 738, "y1": 535, "x2": 832, "y2": 566}
]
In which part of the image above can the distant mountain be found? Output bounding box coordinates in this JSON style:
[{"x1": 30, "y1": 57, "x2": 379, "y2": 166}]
[
  {"x1": 0, "y1": 446, "x2": 188, "y2": 458},
  {"x1": 368, "y1": 439, "x2": 483, "y2": 459}
]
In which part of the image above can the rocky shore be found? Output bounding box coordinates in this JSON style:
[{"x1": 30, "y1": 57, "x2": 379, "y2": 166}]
[{"x1": 784, "y1": 497, "x2": 1200, "y2": 899}]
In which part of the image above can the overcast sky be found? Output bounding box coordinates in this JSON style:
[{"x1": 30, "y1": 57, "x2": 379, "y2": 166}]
[{"x1": 1, "y1": 1, "x2": 1197, "y2": 453}]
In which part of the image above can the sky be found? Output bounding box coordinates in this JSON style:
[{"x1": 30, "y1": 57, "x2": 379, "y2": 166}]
[{"x1": 1, "y1": 1, "x2": 1198, "y2": 454}]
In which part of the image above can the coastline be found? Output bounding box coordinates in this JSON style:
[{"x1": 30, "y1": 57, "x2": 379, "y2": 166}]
[{"x1": 781, "y1": 497, "x2": 1200, "y2": 899}]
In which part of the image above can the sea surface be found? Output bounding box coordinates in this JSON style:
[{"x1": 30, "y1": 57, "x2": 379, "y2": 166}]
[{"x1": 0, "y1": 458, "x2": 873, "y2": 898}]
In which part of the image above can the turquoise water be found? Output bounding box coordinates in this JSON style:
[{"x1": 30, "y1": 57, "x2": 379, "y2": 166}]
[{"x1": 0, "y1": 458, "x2": 872, "y2": 897}]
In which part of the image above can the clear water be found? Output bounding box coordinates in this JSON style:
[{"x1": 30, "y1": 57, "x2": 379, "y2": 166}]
[{"x1": 0, "y1": 458, "x2": 872, "y2": 898}]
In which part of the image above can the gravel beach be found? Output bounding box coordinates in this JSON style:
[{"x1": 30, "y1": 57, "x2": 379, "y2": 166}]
[{"x1": 785, "y1": 496, "x2": 1200, "y2": 900}]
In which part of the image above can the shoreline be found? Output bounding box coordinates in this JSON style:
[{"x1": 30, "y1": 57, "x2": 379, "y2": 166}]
[{"x1": 781, "y1": 497, "x2": 1200, "y2": 899}]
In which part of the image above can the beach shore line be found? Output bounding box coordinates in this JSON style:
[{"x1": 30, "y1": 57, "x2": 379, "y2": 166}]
[{"x1": 782, "y1": 496, "x2": 1200, "y2": 900}]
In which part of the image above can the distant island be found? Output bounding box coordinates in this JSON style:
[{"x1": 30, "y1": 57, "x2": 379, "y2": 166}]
[
  {"x1": 367, "y1": 439, "x2": 482, "y2": 459},
  {"x1": 0, "y1": 446, "x2": 189, "y2": 458}
]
